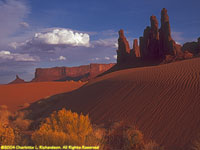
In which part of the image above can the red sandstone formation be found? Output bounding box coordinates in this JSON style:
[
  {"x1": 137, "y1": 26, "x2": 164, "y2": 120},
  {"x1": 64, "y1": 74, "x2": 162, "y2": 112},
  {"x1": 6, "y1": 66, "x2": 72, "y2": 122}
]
[
  {"x1": 89, "y1": 64, "x2": 114, "y2": 78},
  {"x1": 159, "y1": 8, "x2": 173, "y2": 56},
  {"x1": 32, "y1": 67, "x2": 66, "y2": 82},
  {"x1": 140, "y1": 26, "x2": 150, "y2": 59},
  {"x1": 132, "y1": 39, "x2": 140, "y2": 58},
  {"x1": 149, "y1": 16, "x2": 160, "y2": 59},
  {"x1": 140, "y1": 15, "x2": 160, "y2": 59},
  {"x1": 31, "y1": 63, "x2": 115, "y2": 82},
  {"x1": 117, "y1": 29, "x2": 131, "y2": 64},
  {"x1": 159, "y1": 8, "x2": 183, "y2": 57},
  {"x1": 9, "y1": 75, "x2": 26, "y2": 84},
  {"x1": 198, "y1": 38, "x2": 200, "y2": 55},
  {"x1": 183, "y1": 51, "x2": 193, "y2": 59},
  {"x1": 170, "y1": 41, "x2": 182, "y2": 56},
  {"x1": 117, "y1": 8, "x2": 188, "y2": 65}
]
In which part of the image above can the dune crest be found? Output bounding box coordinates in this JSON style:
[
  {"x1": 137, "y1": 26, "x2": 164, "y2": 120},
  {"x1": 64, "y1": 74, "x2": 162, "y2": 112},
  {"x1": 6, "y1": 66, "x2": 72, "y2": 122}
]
[{"x1": 26, "y1": 58, "x2": 200, "y2": 149}]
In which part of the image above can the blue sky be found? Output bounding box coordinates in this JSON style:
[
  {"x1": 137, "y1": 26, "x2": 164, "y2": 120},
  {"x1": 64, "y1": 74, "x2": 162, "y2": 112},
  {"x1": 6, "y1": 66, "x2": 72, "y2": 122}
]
[{"x1": 0, "y1": 0, "x2": 200, "y2": 83}]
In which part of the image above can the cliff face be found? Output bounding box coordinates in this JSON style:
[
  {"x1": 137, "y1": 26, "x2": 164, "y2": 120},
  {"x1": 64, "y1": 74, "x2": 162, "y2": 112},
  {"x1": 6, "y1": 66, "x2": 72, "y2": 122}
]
[{"x1": 31, "y1": 63, "x2": 115, "y2": 82}]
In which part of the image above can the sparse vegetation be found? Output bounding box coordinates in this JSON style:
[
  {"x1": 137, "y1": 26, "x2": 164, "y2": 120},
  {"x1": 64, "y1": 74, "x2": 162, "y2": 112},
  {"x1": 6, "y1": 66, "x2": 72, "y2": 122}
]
[
  {"x1": 0, "y1": 105, "x2": 31, "y2": 145},
  {"x1": 31, "y1": 108, "x2": 104, "y2": 147},
  {"x1": 0, "y1": 106, "x2": 164, "y2": 149},
  {"x1": 103, "y1": 121, "x2": 164, "y2": 150},
  {"x1": 0, "y1": 123, "x2": 15, "y2": 145},
  {"x1": 125, "y1": 128, "x2": 144, "y2": 150},
  {"x1": 104, "y1": 121, "x2": 145, "y2": 150},
  {"x1": 11, "y1": 111, "x2": 32, "y2": 131},
  {"x1": 0, "y1": 105, "x2": 11, "y2": 124}
]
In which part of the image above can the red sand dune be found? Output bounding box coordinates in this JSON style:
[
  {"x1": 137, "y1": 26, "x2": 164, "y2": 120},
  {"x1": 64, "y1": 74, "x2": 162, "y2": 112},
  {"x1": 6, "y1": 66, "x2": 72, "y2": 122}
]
[
  {"x1": 0, "y1": 81, "x2": 86, "y2": 112},
  {"x1": 27, "y1": 58, "x2": 200, "y2": 149}
]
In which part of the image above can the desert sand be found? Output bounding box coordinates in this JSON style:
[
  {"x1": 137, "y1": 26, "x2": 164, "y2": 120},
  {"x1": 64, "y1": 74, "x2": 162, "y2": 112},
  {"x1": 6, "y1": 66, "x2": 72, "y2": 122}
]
[
  {"x1": 0, "y1": 81, "x2": 86, "y2": 112},
  {"x1": 27, "y1": 58, "x2": 200, "y2": 149}
]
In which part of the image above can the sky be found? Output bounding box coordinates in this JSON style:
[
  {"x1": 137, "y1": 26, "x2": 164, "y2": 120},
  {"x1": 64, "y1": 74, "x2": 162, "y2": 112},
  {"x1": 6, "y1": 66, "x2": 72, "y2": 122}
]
[{"x1": 0, "y1": 0, "x2": 200, "y2": 84}]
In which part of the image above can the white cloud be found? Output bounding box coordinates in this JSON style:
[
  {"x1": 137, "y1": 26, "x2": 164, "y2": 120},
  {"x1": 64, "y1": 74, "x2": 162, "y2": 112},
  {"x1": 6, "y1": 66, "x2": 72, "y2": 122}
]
[
  {"x1": 10, "y1": 41, "x2": 27, "y2": 49},
  {"x1": 91, "y1": 57, "x2": 100, "y2": 61},
  {"x1": 50, "y1": 56, "x2": 67, "y2": 61},
  {"x1": 20, "y1": 22, "x2": 29, "y2": 28},
  {"x1": 33, "y1": 28, "x2": 90, "y2": 47},
  {"x1": 58, "y1": 56, "x2": 66, "y2": 60},
  {"x1": 0, "y1": 50, "x2": 39, "y2": 62},
  {"x1": 92, "y1": 38, "x2": 118, "y2": 48},
  {"x1": 104, "y1": 56, "x2": 110, "y2": 60},
  {"x1": 113, "y1": 55, "x2": 117, "y2": 59},
  {"x1": 114, "y1": 43, "x2": 118, "y2": 48},
  {"x1": 176, "y1": 41, "x2": 181, "y2": 45}
]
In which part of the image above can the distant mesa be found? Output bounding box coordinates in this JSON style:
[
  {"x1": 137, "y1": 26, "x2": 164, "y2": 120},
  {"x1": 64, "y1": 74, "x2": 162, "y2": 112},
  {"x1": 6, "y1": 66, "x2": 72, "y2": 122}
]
[
  {"x1": 116, "y1": 8, "x2": 200, "y2": 66},
  {"x1": 8, "y1": 75, "x2": 26, "y2": 84},
  {"x1": 31, "y1": 63, "x2": 115, "y2": 82},
  {"x1": 7, "y1": 63, "x2": 115, "y2": 84}
]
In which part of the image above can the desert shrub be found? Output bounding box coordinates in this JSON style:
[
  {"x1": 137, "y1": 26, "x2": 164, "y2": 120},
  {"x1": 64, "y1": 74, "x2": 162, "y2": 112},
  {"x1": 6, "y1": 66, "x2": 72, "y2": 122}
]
[
  {"x1": 0, "y1": 121, "x2": 28, "y2": 145},
  {"x1": 12, "y1": 111, "x2": 32, "y2": 131},
  {"x1": 32, "y1": 130, "x2": 68, "y2": 145},
  {"x1": 124, "y1": 128, "x2": 144, "y2": 150},
  {"x1": 0, "y1": 105, "x2": 11, "y2": 125},
  {"x1": 0, "y1": 107, "x2": 31, "y2": 145},
  {"x1": 0, "y1": 106, "x2": 22, "y2": 145},
  {"x1": 104, "y1": 121, "x2": 145, "y2": 150},
  {"x1": 0, "y1": 123, "x2": 15, "y2": 145},
  {"x1": 32, "y1": 108, "x2": 104, "y2": 147},
  {"x1": 85, "y1": 126, "x2": 106, "y2": 148},
  {"x1": 105, "y1": 121, "x2": 128, "y2": 149}
]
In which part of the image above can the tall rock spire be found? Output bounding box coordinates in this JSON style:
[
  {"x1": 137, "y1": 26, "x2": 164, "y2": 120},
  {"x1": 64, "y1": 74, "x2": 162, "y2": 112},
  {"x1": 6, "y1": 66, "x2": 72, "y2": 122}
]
[
  {"x1": 139, "y1": 15, "x2": 160, "y2": 59},
  {"x1": 159, "y1": 8, "x2": 173, "y2": 56},
  {"x1": 148, "y1": 15, "x2": 160, "y2": 59},
  {"x1": 133, "y1": 39, "x2": 140, "y2": 58},
  {"x1": 117, "y1": 29, "x2": 131, "y2": 64},
  {"x1": 159, "y1": 8, "x2": 182, "y2": 57},
  {"x1": 140, "y1": 26, "x2": 150, "y2": 59},
  {"x1": 198, "y1": 37, "x2": 200, "y2": 55}
]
